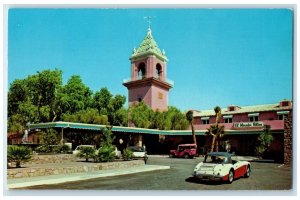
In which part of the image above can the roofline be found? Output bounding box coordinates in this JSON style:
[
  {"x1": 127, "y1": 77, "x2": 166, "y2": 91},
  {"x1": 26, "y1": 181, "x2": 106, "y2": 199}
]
[
  {"x1": 123, "y1": 77, "x2": 173, "y2": 89},
  {"x1": 27, "y1": 121, "x2": 283, "y2": 136},
  {"x1": 194, "y1": 103, "x2": 292, "y2": 117},
  {"x1": 130, "y1": 52, "x2": 168, "y2": 62}
]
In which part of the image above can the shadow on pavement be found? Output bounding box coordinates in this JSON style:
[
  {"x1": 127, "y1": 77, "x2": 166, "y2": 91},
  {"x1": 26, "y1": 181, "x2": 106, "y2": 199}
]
[{"x1": 185, "y1": 176, "x2": 224, "y2": 185}]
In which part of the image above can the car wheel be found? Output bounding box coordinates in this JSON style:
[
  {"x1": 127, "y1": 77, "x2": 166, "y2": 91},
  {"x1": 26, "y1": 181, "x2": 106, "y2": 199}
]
[
  {"x1": 244, "y1": 165, "x2": 251, "y2": 178},
  {"x1": 227, "y1": 170, "x2": 234, "y2": 184},
  {"x1": 169, "y1": 154, "x2": 174, "y2": 158},
  {"x1": 184, "y1": 154, "x2": 189, "y2": 159}
]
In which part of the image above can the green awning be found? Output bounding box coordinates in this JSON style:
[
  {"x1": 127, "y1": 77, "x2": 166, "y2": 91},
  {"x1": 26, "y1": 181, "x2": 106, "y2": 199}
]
[
  {"x1": 28, "y1": 121, "x2": 206, "y2": 136},
  {"x1": 28, "y1": 121, "x2": 281, "y2": 136}
]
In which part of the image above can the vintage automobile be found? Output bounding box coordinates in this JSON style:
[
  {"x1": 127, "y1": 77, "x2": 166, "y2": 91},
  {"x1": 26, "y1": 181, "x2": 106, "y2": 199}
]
[
  {"x1": 193, "y1": 152, "x2": 251, "y2": 184},
  {"x1": 169, "y1": 144, "x2": 197, "y2": 159},
  {"x1": 128, "y1": 146, "x2": 148, "y2": 164}
]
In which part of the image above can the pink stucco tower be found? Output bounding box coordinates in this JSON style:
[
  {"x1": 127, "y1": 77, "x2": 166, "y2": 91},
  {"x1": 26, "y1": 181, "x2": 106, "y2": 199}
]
[{"x1": 123, "y1": 27, "x2": 173, "y2": 111}]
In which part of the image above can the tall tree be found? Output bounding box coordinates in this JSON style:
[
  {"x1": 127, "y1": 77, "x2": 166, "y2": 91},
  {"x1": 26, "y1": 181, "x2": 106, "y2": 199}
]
[
  {"x1": 107, "y1": 95, "x2": 126, "y2": 125},
  {"x1": 92, "y1": 87, "x2": 113, "y2": 115},
  {"x1": 186, "y1": 110, "x2": 197, "y2": 145},
  {"x1": 8, "y1": 69, "x2": 62, "y2": 132},
  {"x1": 27, "y1": 69, "x2": 62, "y2": 122},
  {"x1": 206, "y1": 106, "x2": 225, "y2": 152},
  {"x1": 168, "y1": 107, "x2": 189, "y2": 130},
  {"x1": 129, "y1": 102, "x2": 153, "y2": 128},
  {"x1": 61, "y1": 108, "x2": 108, "y2": 125},
  {"x1": 8, "y1": 79, "x2": 28, "y2": 117},
  {"x1": 57, "y1": 75, "x2": 92, "y2": 114}
]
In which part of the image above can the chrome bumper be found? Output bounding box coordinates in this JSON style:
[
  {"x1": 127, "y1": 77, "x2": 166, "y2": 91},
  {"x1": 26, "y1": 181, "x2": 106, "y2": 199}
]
[{"x1": 193, "y1": 171, "x2": 222, "y2": 181}]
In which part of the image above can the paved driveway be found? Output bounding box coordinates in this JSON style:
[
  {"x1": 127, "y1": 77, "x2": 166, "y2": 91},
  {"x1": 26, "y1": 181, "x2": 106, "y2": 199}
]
[{"x1": 22, "y1": 156, "x2": 292, "y2": 191}]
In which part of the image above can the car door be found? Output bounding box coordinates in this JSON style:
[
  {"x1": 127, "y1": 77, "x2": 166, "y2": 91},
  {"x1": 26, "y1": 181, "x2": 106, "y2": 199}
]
[{"x1": 232, "y1": 157, "x2": 246, "y2": 178}]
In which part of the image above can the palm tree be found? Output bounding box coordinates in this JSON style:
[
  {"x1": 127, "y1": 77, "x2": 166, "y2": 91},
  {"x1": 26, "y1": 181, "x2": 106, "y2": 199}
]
[
  {"x1": 206, "y1": 124, "x2": 225, "y2": 152},
  {"x1": 205, "y1": 106, "x2": 225, "y2": 152},
  {"x1": 7, "y1": 145, "x2": 32, "y2": 168},
  {"x1": 77, "y1": 146, "x2": 96, "y2": 162},
  {"x1": 186, "y1": 110, "x2": 197, "y2": 146}
]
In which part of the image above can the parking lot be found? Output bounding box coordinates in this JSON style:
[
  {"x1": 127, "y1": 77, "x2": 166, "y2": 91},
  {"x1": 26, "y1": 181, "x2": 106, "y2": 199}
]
[{"x1": 22, "y1": 156, "x2": 292, "y2": 191}]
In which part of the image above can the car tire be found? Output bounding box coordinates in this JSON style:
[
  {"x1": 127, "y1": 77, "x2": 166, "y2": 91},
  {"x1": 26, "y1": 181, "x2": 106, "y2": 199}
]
[
  {"x1": 227, "y1": 170, "x2": 234, "y2": 184},
  {"x1": 169, "y1": 154, "x2": 174, "y2": 158},
  {"x1": 244, "y1": 165, "x2": 251, "y2": 178},
  {"x1": 184, "y1": 154, "x2": 189, "y2": 159}
]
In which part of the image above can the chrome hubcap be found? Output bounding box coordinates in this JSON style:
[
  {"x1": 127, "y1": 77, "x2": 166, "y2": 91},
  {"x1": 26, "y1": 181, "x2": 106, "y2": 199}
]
[{"x1": 229, "y1": 171, "x2": 233, "y2": 181}]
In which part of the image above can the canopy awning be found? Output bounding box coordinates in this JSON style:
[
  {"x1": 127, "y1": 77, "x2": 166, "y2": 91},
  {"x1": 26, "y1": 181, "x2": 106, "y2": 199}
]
[
  {"x1": 28, "y1": 121, "x2": 207, "y2": 136},
  {"x1": 28, "y1": 121, "x2": 281, "y2": 136},
  {"x1": 277, "y1": 111, "x2": 290, "y2": 115},
  {"x1": 248, "y1": 113, "x2": 259, "y2": 117}
]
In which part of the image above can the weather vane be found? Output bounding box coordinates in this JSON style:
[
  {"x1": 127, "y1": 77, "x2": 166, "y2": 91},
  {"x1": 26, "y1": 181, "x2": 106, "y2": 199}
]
[{"x1": 144, "y1": 16, "x2": 156, "y2": 29}]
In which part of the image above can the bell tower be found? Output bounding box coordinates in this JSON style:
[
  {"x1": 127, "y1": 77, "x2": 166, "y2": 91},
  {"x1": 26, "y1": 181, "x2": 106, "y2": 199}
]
[{"x1": 123, "y1": 27, "x2": 173, "y2": 111}]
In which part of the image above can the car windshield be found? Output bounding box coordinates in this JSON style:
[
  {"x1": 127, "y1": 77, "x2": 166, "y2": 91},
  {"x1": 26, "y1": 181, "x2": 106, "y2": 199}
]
[{"x1": 204, "y1": 155, "x2": 227, "y2": 164}]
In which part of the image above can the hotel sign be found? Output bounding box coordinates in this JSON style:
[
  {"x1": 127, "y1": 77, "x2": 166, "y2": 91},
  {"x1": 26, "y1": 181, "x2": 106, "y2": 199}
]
[{"x1": 233, "y1": 122, "x2": 264, "y2": 129}]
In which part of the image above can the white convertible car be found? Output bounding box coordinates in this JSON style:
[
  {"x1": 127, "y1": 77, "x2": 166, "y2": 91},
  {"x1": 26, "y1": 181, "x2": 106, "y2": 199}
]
[{"x1": 193, "y1": 152, "x2": 251, "y2": 184}]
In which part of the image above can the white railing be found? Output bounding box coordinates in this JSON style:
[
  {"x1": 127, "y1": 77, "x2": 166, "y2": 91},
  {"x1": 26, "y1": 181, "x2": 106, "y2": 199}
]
[
  {"x1": 123, "y1": 78, "x2": 131, "y2": 83},
  {"x1": 166, "y1": 78, "x2": 174, "y2": 86}
]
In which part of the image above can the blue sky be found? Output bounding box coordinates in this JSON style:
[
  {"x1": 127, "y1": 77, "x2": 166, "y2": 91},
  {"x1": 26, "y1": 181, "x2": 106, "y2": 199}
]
[{"x1": 8, "y1": 8, "x2": 293, "y2": 111}]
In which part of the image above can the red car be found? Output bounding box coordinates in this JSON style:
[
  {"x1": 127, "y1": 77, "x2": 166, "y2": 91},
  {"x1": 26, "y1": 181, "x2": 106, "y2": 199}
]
[{"x1": 169, "y1": 144, "x2": 197, "y2": 159}]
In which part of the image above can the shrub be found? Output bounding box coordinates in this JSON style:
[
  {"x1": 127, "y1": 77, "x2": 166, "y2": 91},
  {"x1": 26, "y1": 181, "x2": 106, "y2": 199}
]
[
  {"x1": 77, "y1": 146, "x2": 96, "y2": 162},
  {"x1": 255, "y1": 125, "x2": 273, "y2": 158},
  {"x1": 35, "y1": 145, "x2": 51, "y2": 153},
  {"x1": 122, "y1": 148, "x2": 133, "y2": 161},
  {"x1": 59, "y1": 144, "x2": 71, "y2": 154},
  {"x1": 7, "y1": 145, "x2": 32, "y2": 168},
  {"x1": 96, "y1": 146, "x2": 115, "y2": 162},
  {"x1": 35, "y1": 144, "x2": 71, "y2": 154}
]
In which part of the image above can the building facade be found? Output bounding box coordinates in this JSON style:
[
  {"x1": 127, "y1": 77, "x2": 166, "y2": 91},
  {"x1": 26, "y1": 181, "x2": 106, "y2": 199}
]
[
  {"x1": 123, "y1": 28, "x2": 173, "y2": 111},
  {"x1": 191, "y1": 99, "x2": 292, "y2": 161}
]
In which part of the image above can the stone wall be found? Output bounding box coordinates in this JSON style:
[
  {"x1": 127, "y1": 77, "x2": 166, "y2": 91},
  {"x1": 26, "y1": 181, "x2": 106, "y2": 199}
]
[
  {"x1": 27, "y1": 154, "x2": 76, "y2": 164},
  {"x1": 284, "y1": 112, "x2": 292, "y2": 165},
  {"x1": 7, "y1": 160, "x2": 144, "y2": 179}
]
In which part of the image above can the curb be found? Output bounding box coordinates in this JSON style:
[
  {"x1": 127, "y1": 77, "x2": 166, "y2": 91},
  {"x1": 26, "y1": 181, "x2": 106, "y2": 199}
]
[{"x1": 7, "y1": 165, "x2": 170, "y2": 189}]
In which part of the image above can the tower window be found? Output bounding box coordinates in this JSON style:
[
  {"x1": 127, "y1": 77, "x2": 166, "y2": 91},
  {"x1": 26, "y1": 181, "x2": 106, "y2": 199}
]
[
  {"x1": 156, "y1": 63, "x2": 162, "y2": 80},
  {"x1": 138, "y1": 63, "x2": 146, "y2": 80}
]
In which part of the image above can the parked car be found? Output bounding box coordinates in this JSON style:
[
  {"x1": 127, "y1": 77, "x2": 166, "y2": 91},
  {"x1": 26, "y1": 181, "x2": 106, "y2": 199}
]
[
  {"x1": 128, "y1": 146, "x2": 148, "y2": 164},
  {"x1": 193, "y1": 152, "x2": 251, "y2": 184},
  {"x1": 96, "y1": 146, "x2": 122, "y2": 158},
  {"x1": 72, "y1": 145, "x2": 96, "y2": 156},
  {"x1": 169, "y1": 144, "x2": 197, "y2": 159}
]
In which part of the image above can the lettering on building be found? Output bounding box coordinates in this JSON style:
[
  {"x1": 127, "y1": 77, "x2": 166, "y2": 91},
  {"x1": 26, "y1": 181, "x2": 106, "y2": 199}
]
[{"x1": 233, "y1": 122, "x2": 264, "y2": 128}]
